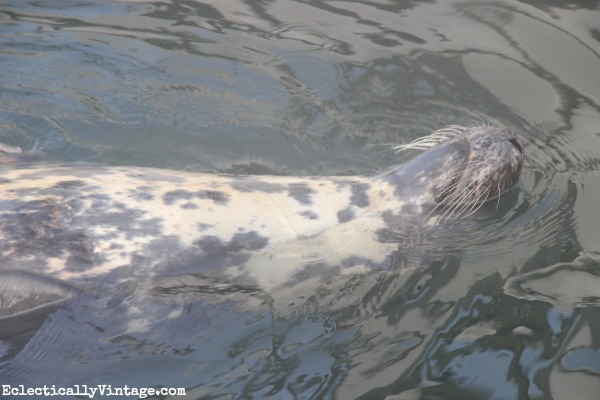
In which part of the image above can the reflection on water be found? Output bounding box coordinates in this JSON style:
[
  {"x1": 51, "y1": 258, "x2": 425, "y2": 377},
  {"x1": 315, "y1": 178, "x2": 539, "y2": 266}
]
[{"x1": 1, "y1": 0, "x2": 600, "y2": 399}]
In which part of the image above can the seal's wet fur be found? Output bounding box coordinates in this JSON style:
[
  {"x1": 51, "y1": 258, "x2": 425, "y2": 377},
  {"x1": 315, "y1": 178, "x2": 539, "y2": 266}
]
[{"x1": 0, "y1": 126, "x2": 523, "y2": 315}]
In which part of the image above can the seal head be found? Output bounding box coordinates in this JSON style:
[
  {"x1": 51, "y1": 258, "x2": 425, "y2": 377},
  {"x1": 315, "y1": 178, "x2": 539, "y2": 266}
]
[{"x1": 383, "y1": 125, "x2": 524, "y2": 223}]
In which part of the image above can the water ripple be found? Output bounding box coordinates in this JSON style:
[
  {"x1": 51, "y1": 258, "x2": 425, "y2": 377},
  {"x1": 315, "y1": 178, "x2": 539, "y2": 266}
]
[
  {"x1": 505, "y1": 251, "x2": 600, "y2": 307},
  {"x1": 268, "y1": 21, "x2": 350, "y2": 54}
]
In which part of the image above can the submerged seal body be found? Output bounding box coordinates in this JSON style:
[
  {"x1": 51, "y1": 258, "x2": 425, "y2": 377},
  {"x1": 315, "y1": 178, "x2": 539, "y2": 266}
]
[{"x1": 0, "y1": 125, "x2": 523, "y2": 313}]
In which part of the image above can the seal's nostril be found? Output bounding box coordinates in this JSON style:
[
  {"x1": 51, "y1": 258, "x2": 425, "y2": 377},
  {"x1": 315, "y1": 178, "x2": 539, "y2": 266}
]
[{"x1": 509, "y1": 138, "x2": 524, "y2": 155}]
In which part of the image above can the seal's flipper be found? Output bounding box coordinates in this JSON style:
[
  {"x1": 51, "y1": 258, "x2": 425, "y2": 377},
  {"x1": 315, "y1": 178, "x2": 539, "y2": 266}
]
[
  {"x1": 0, "y1": 270, "x2": 80, "y2": 362},
  {"x1": 0, "y1": 270, "x2": 80, "y2": 318}
]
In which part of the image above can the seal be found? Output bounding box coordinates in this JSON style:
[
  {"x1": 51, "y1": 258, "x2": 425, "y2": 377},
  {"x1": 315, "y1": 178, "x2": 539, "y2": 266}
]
[{"x1": 0, "y1": 125, "x2": 523, "y2": 314}]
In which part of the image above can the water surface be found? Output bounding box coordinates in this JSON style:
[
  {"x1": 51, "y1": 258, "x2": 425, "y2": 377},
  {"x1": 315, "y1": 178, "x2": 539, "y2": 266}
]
[{"x1": 1, "y1": 0, "x2": 600, "y2": 399}]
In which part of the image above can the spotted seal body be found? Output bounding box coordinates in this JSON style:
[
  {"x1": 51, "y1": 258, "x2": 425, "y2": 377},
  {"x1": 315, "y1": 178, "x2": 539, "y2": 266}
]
[{"x1": 0, "y1": 126, "x2": 523, "y2": 313}]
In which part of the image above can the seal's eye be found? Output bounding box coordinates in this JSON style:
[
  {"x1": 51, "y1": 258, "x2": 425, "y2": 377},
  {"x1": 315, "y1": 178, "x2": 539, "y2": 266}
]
[{"x1": 509, "y1": 138, "x2": 524, "y2": 155}]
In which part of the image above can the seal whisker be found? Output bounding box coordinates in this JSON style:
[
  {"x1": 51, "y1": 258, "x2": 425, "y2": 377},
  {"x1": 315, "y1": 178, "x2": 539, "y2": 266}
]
[
  {"x1": 394, "y1": 144, "x2": 438, "y2": 152},
  {"x1": 424, "y1": 201, "x2": 444, "y2": 224},
  {"x1": 438, "y1": 183, "x2": 481, "y2": 223},
  {"x1": 439, "y1": 176, "x2": 491, "y2": 223},
  {"x1": 458, "y1": 197, "x2": 486, "y2": 221},
  {"x1": 461, "y1": 188, "x2": 491, "y2": 218},
  {"x1": 434, "y1": 162, "x2": 484, "y2": 197},
  {"x1": 458, "y1": 185, "x2": 490, "y2": 219},
  {"x1": 435, "y1": 125, "x2": 470, "y2": 133},
  {"x1": 444, "y1": 194, "x2": 481, "y2": 223},
  {"x1": 495, "y1": 180, "x2": 502, "y2": 210},
  {"x1": 428, "y1": 181, "x2": 476, "y2": 224},
  {"x1": 424, "y1": 157, "x2": 492, "y2": 223},
  {"x1": 394, "y1": 125, "x2": 469, "y2": 153},
  {"x1": 468, "y1": 117, "x2": 487, "y2": 128}
]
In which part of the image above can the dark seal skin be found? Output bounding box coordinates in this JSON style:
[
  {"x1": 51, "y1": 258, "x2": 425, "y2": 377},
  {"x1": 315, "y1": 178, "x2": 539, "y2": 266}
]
[{"x1": 0, "y1": 125, "x2": 523, "y2": 315}]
